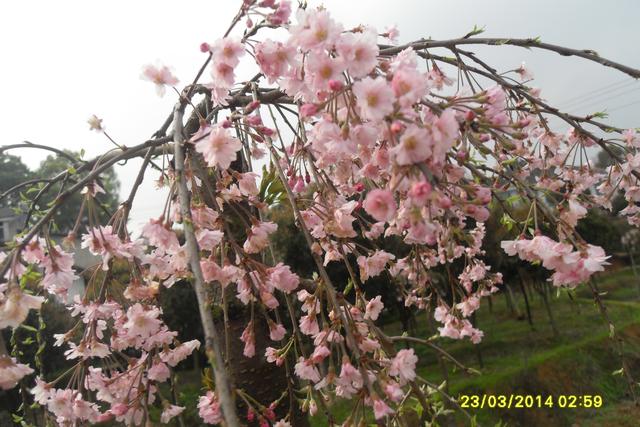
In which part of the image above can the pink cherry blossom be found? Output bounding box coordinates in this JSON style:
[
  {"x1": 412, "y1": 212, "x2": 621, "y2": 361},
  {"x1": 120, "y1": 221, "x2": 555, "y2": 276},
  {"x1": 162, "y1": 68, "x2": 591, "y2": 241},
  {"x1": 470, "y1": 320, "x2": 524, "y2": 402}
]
[
  {"x1": 269, "y1": 322, "x2": 287, "y2": 341},
  {"x1": 238, "y1": 172, "x2": 260, "y2": 196},
  {"x1": 391, "y1": 124, "x2": 431, "y2": 165},
  {"x1": 81, "y1": 225, "x2": 133, "y2": 270},
  {"x1": 141, "y1": 64, "x2": 178, "y2": 97},
  {"x1": 373, "y1": 398, "x2": 394, "y2": 420},
  {"x1": 353, "y1": 77, "x2": 395, "y2": 121},
  {"x1": 256, "y1": 40, "x2": 297, "y2": 84},
  {"x1": 299, "y1": 313, "x2": 320, "y2": 336},
  {"x1": 196, "y1": 229, "x2": 224, "y2": 251},
  {"x1": 266, "y1": 347, "x2": 285, "y2": 366},
  {"x1": 40, "y1": 246, "x2": 78, "y2": 296},
  {"x1": 30, "y1": 377, "x2": 51, "y2": 405},
  {"x1": 561, "y1": 198, "x2": 587, "y2": 228},
  {"x1": 294, "y1": 356, "x2": 321, "y2": 382},
  {"x1": 408, "y1": 181, "x2": 432, "y2": 206},
  {"x1": 142, "y1": 219, "x2": 179, "y2": 252},
  {"x1": 208, "y1": 38, "x2": 245, "y2": 68},
  {"x1": 310, "y1": 345, "x2": 331, "y2": 363},
  {"x1": 160, "y1": 339, "x2": 201, "y2": 367},
  {"x1": 267, "y1": 1, "x2": 292, "y2": 25},
  {"x1": 123, "y1": 303, "x2": 162, "y2": 339},
  {"x1": 306, "y1": 52, "x2": 345, "y2": 91},
  {"x1": 336, "y1": 28, "x2": 379, "y2": 78},
  {"x1": 0, "y1": 287, "x2": 44, "y2": 329},
  {"x1": 289, "y1": 8, "x2": 342, "y2": 51},
  {"x1": 363, "y1": 189, "x2": 397, "y2": 222},
  {"x1": 244, "y1": 221, "x2": 278, "y2": 254},
  {"x1": 389, "y1": 348, "x2": 418, "y2": 385},
  {"x1": 161, "y1": 404, "x2": 185, "y2": 424},
  {"x1": 391, "y1": 67, "x2": 428, "y2": 107},
  {"x1": 365, "y1": 295, "x2": 384, "y2": 321},
  {"x1": 241, "y1": 322, "x2": 256, "y2": 357},
  {"x1": 0, "y1": 356, "x2": 33, "y2": 389},
  {"x1": 198, "y1": 391, "x2": 223, "y2": 424},
  {"x1": 357, "y1": 250, "x2": 395, "y2": 281},
  {"x1": 195, "y1": 125, "x2": 243, "y2": 169},
  {"x1": 267, "y1": 262, "x2": 300, "y2": 293}
]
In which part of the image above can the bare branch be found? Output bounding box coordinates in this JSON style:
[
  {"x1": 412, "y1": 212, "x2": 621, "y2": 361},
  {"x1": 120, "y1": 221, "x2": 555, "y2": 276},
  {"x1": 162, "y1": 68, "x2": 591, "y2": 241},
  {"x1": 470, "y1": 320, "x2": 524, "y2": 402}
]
[{"x1": 380, "y1": 37, "x2": 640, "y2": 79}]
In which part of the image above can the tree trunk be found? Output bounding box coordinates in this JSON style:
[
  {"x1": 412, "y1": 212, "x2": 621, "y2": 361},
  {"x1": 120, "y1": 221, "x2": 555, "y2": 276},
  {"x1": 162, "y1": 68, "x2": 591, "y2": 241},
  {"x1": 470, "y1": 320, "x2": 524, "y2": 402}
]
[
  {"x1": 517, "y1": 268, "x2": 535, "y2": 331},
  {"x1": 537, "y1": 282, "x2": 559, "y2": 338},
  {"x1": 218, "y1": 304, "x2": 308, "y2": 426},
  {"x1": 505, "y1": 284, "x2": 522, "y2": 319}
]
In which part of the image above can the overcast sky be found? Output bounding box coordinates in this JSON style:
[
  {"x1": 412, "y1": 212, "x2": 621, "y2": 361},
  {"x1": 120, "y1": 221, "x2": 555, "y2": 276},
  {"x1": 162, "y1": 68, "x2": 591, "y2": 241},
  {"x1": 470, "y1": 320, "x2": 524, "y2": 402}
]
[{"x1": 1, "y1": 0, "x2": 639, "y2": 232}]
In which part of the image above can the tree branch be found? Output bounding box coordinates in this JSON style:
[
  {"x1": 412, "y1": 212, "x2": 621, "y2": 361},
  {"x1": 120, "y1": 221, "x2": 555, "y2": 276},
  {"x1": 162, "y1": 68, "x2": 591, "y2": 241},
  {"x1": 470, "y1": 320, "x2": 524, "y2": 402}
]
[
  {"x1": 380, "y1": 37, "x2": 640, "y2": 79},
  {"x1": 172, "y1": 101, "x2": 241, "y2": 427}
]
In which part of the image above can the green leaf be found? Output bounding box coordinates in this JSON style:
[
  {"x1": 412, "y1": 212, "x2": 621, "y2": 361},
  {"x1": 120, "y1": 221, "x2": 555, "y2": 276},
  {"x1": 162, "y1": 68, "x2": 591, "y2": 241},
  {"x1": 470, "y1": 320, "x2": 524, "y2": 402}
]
[
  {"x1": 259, "y1": 164, "x2": 287, "y2": 206},
  {"x1": 501, "y1": 157, "x2": 519, "y2": 167},
  {"x1": 343, "y1": 279, "x2": 354, "y2": 296},
  {"x1": 202, "y1": 367, "x2": 215, "y2": 390},
  {"x1": 19, "y1": 324, "x2": 38, "y2": 333},
  {"x1": 500, "y1": 213, "x2": 515, "y2": 231},
  {"x1": 463, "y1": 24, "x2": 485, "y2": 38},
  {"x1": 505, "y1": 194, "x2": 522, "y2": 206}
]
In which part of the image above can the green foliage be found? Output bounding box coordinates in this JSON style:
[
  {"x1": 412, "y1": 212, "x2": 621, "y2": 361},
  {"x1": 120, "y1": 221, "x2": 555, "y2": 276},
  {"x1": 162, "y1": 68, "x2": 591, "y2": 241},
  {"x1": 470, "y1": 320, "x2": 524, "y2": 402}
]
[
  {"x1": 464, "y1": 24, "x2": 485, "y2": 38},
  {"x1": 34, "y1": 151, "x2": 120, "y2": 232},
  {"x1": 576, "y1": 208, "x2": 629, "y2": 255},
  {"x1": 0, "y1": 151, "x2": 121, "y2": 234},
  {"x1": 258, "y1": 163, "x2": 286, "y2": 207},
  {"x1": 0, "y1": 153, "x2": 33, "y2": 208}
]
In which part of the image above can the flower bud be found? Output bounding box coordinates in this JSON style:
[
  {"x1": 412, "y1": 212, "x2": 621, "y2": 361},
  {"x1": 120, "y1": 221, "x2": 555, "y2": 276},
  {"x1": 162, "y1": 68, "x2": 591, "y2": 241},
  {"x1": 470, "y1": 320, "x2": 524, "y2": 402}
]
[{"x1": 328, "y1": 79, "x2": 344, "y2": 91}]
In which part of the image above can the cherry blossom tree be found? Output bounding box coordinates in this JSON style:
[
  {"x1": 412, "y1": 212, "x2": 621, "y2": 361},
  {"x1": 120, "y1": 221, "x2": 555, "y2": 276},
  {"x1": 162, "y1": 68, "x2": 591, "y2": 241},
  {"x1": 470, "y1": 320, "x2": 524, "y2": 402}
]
[{"x1": 2, "y1": 1, "x2": 640, "y2": 425}]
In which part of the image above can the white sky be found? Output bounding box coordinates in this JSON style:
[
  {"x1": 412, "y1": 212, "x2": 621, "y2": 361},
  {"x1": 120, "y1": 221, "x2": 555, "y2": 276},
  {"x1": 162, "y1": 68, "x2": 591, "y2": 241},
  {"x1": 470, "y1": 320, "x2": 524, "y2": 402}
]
[{"x1": 1, "y1": 0, "x2": 639, "y2": 232}]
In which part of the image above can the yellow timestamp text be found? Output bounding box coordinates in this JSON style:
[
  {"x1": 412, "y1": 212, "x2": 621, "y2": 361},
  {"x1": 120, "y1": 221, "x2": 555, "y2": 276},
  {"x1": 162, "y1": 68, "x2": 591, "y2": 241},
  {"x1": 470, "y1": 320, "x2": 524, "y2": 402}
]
[{"x1": 458, "y1": 394, "x2": 603, "y2": 409}]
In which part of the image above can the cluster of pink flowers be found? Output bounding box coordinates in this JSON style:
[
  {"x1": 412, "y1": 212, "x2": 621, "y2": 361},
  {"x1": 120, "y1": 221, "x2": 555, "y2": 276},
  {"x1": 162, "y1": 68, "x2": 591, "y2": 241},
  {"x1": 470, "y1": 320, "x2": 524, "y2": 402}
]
[{"x1": 501, "y1": 236, "x2": 609, "y2": 288}]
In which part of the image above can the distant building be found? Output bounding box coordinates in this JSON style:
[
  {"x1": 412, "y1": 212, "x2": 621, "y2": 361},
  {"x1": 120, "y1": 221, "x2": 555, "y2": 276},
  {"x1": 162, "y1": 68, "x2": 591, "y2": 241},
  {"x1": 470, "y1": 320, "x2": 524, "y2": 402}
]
[
  {"x1": 0, "y1": 207, "x2": 99, "y2": 302},
  {"x1": 0, "y1": 207, "x2": 26, "y2": 246}
]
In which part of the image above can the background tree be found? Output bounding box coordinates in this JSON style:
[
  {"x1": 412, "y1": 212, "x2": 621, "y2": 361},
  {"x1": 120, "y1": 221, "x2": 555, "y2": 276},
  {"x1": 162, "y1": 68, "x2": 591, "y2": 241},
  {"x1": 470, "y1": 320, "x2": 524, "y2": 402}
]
[
  {"x1": 0, "y1": 153, "x2": 33, "y2": 208},
  {"x1": 33, "y1": 151, "x2": 121, "y2": 234}
]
